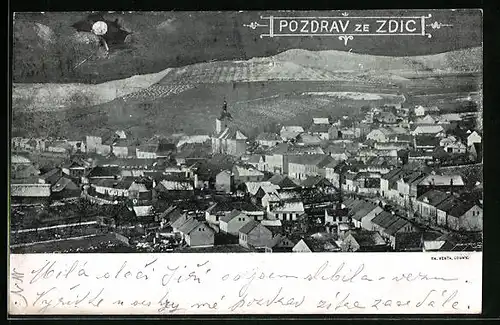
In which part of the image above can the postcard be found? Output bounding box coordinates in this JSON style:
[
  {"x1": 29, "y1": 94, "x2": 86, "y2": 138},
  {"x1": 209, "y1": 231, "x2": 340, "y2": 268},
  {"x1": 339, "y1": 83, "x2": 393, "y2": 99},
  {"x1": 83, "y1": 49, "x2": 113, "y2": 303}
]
[{"x1": 9, "y1": 9, "x2": 483, "y2": 315}]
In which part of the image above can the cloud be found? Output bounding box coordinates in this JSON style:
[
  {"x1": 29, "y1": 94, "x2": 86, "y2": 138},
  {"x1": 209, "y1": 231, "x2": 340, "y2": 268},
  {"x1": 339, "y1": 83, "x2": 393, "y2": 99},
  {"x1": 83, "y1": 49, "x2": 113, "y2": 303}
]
[
  {"x1": 33, "y1": 23, "x2": 55, "y2": 44},
  {"x1": 156, "y1": 18, "x2": 177, "y2": 33}
]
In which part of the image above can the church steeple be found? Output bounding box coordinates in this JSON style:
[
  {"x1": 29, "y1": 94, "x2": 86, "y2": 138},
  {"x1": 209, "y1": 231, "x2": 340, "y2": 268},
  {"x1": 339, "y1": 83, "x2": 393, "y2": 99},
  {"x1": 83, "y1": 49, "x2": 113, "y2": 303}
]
[
  {"x1": 220, "y1": 100, "x2": 233, "y2": 121},
  {"x1": 216, "y1": 100, "x2": 233, "y2": 134}
]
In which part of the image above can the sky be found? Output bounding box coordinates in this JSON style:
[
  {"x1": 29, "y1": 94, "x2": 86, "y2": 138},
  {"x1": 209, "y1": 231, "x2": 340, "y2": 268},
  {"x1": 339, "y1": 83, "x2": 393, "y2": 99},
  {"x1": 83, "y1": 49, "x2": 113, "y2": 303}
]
[{"x1": 12, "y1": 9, "x2": 482, "y2": 84}]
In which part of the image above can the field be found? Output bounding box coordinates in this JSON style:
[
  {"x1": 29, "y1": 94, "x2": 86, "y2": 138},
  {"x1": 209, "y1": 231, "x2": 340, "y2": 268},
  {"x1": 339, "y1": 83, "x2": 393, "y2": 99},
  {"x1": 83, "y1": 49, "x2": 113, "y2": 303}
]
[
  {"x1": 12, "y1": 71, "x2": 482, "y2": 141},
  {"x1": 10, "y1": 232, "x2": 134, "y2": 253}
]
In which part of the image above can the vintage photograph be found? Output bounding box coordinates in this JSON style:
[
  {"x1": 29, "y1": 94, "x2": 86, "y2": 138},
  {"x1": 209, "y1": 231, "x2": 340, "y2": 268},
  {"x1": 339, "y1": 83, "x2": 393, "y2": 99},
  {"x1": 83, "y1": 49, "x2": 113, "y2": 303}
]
[{"x1": 10, "y1": 10, "x2": 483, "y2": 254}]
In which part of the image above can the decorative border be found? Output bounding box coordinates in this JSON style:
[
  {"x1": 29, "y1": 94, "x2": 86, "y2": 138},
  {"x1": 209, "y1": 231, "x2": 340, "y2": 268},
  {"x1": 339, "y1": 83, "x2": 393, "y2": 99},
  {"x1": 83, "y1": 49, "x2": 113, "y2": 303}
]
[{"x1": 243, "y1": 13, "x2": 453, "y2": 46}]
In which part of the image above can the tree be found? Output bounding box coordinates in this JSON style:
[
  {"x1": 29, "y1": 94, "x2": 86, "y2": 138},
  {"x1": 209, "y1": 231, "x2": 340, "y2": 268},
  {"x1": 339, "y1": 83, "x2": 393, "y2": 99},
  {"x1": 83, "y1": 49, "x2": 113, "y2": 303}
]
[
  {"x1": 76, "y1": 197, "x2": 94, "y2": 226},
  {"x1": 23, "y1": 212, "x2": 43, "y2": 234}
]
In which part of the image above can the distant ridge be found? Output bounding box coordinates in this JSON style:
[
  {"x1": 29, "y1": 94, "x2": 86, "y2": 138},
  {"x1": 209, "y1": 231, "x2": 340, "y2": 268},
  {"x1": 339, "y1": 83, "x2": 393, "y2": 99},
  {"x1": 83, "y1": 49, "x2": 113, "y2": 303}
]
[{"x1": 13, "y1": 47, "x2": 482, "y2": 112}]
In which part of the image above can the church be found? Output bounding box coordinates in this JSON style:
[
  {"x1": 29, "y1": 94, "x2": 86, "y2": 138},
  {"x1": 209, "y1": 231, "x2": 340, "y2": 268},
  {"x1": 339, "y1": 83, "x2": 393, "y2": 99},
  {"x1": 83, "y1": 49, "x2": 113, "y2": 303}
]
[{"x1": 211, "y1": 100, "x2": 248, "y2": 157}]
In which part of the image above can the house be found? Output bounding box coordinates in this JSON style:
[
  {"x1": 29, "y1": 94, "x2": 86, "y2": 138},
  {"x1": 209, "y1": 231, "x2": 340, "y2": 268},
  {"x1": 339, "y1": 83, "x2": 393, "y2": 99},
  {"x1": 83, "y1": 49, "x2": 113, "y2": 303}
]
[
  {"x1": 341, "y1": 230, "x2": 388, "y2": 252},
  {"x1": 265, "y1": 143, "x2": 289, "y2": 174},
  {"x1": 176, "y1": 135, "x2": 210, "y2": 148},
  {"x1": 267, "y1": 234, "x2": 296, "y2": 252},
  {"x1": 312, "y1": 117, "x2": 331, "y2": 125},
  {"x1": 370, "y1": 211, "x2": 417, "y2": 249},
  {"x1": 215, "y1": 170, "x2": 233, "y2": 193},
  {"x1": 443, "y1": 141, "x2": 467, "y2": 155},
  {"x1": 90, "y1": 178, "x2": 135, "y2": 199},
  {"x1": 308, "y1": 123, "x2": 330, "y2": 140},
  {"x1": 219, "y1": 210, "x2": 252, "y2": 236},
  {"x1": 243, "y1": 154, "x2": 267, "y2": 172},
  {"x1": 300, "y1": 175, "x2": 334, "y2": 192},
  {"x1": 395, "y1": 171, "x2": 429, "y2": 209},
  {"x1": 154, "y1": 176, "x2": 194, "y2": 194},
  {"x1": 408, "y1": 150, "x2": 434, "y2": 165},
  {"x1": 11, "y1": 183, "x2": 51, "y2": 205},
  {"x1": 243, "y1": 181, "x2": 280, "y2": 197},
  {"x1": 212, "y1": 127, "x2": 248, "y2": 157},
  {"x1": 177, "y1": 219, "x2": 215, "y2": 247},
  {"x1": 292, "y1": 236, "x2": 341, "y2": 252},
  {"x1": 232, "y1": 165, "x2": 265, "y2": 184},
  {"x1": 156, "y1": 140, "x2": 177, "y2": 158},
  {"x1": 414, "y1": 115, "x2": 437, "y2": 125},
  {"x1": 414, "y1": 105, "x2": 440, "y2": 117},
  {"x1": 238, "y1": 220, "x2": 273, "y2": 249},
  {"x1": 86, "y1": 166, "x2": 122, "y2": 181},
  {"x1": 128, "y1": 179, "x2": 154, "y2": 201},
  {"x1": 380, "y1": 168, "x2": 410, "y2": 200},
  {"x1": 436, "y1": 113, "x2": 463, "y2": 123},
  {"x1": 287, "y1": 154, "x2": 333, "y2": 181},
  {"x1": 109, "y1": 138, "x2": 130, "y2": 158},
  {"x1": 375, "y1": 111, "x2": 398, "y2": 124},
  {"x1": 205, "y1": 201, "x2": 265, "y2": 225},
  {"x1": 85, "y1": 135, "x2": 103, "y2": 153},
  {"x1": 11, "y1": 155, "x2": 39, "y2": 178},
  {"x1": 411, "y1": 125, "x2": 445, "y2": 136},
  {"x1": 133, "y1": 205, "x2": 154, "y2": 219},
  {"x1": 366, "y1": 127, "x2": 406, "y2": 143},
  {"x1": 415, "y1": 190, "x2": 453, "y2": 224},
  {"x1": 45, "y1": 140, "x2": 72, "y2": 154},
  {"x1": 468, "y1": 142, "x2": 482, "y2": 162},
  {"x1": 417, "y1": 174, "x2": 465, "y2": 197},
  {"x1": 296, "y1": 133, "x2": 322, "y2": 146},
  {"x1": 50, "y1": 177, "x2": 81, "y2": 200},
  {"x1": 61, "y1": 161, "x2": 89, "y2": 179},
  {"x1": 352, "y1": 172, "x2": 381, "y2": 194},
  {"x1": 255, "y1": 132, "x2": 283, "y2": 147},
  {"x1": 280, "y1": 126, "x2": 304, "y2": 141},
  {"x1": 267, "y1": 174, "x2": 298, "y2": 189},
  {"x1": 175, "y1": 142, "x2": 212, "y2": 165},
  {"x1": 394, "y1": 231, "x2": 443, "y2": 252},
  {"x1": 268, "y1": 201, "x2": 305, "y2": 221},
  {"x1": 467, "y1": 131, "x2": 482, "y2": 147},
  {"x1": 328, "y1": 125, "x2": 342, "y2": 140},
  {"x1": 38, "y1": 168, "x2": 64, "y2": 186},
  {"x1": 136, "y1": 144, "x2": 158, "y2": 159},
  {"x1": 414, "y1": 135, "x2": 440, "y2": 151},
  {"x1": 347, "y1": 199, "x2": 384, "y2": 229},
  {"x1": 435, "y1": 198, "x2": 483, "y2": 231}
]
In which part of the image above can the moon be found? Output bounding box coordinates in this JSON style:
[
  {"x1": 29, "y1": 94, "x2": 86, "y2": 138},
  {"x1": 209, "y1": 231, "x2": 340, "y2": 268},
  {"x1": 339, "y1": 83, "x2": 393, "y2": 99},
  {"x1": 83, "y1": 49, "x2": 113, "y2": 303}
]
[{"x1": 92, "y1": 21, "x2": 108, "y2": 36}]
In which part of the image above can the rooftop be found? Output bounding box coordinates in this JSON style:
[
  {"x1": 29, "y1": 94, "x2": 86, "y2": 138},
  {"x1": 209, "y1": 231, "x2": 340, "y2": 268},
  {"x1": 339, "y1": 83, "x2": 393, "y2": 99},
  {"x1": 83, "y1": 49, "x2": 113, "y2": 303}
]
[{"x1": 239, "y1": 220, "x2": 261, "y2": 235}]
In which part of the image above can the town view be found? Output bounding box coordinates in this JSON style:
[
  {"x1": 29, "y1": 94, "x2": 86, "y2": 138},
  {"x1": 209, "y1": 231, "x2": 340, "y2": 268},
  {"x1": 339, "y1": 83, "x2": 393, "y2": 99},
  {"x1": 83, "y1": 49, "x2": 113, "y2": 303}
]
[{"x1": 10, "y1": 11, "x2": 483, "y2": 254}]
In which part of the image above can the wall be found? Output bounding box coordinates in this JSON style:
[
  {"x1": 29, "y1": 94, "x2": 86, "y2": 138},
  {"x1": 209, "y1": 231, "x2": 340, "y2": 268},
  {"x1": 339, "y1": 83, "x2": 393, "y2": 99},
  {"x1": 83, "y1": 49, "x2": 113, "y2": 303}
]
[
  {"x1": 226, "y1": 215, "x2": 251, "y2": 236},
  {"x1": 215, "y1": 172, "x2": 232, "y2": 193},
  {"x1": 292, "y1": 240, "x2": 312, "y2": 253},
  {"x1": 187, "y1": 225, "x2": 215, "y2": 247},
  {"x1": 458, "y1": 206, "x2": 483, "y2": 231},
  {"x1": 247, "y1": 225, "x2": 272, "y2": 248},
  {"x1": 113, "y1": 146, "x2": 129, "y2": 158}
]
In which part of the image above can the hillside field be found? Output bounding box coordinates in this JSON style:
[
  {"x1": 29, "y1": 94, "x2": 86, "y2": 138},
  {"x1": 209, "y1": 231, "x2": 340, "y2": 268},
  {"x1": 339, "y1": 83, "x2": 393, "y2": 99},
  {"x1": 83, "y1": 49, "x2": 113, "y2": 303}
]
[{"x1": 12, "y1": 74, "x2": 481, "y2": 141}]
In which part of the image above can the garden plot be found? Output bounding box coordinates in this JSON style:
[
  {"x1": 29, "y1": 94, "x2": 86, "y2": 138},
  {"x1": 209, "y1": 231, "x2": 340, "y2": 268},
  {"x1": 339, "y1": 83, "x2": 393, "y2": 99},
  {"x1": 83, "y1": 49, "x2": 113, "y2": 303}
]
[{"x1": 122, "y1": 83, "x2": 194, "y2": 101}]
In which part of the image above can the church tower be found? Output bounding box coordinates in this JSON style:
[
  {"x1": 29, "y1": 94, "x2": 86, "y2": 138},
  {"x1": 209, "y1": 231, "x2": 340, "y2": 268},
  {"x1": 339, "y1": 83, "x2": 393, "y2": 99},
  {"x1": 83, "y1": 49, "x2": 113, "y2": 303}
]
[{"x1": 215, "y1": 100, "x2": 233, "y2": 134}]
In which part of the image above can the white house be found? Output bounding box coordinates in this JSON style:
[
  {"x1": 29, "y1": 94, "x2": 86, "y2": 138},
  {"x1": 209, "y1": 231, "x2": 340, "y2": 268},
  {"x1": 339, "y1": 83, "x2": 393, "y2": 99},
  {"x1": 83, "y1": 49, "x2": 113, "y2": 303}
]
[
  {"x1": 467, "y1": 131, "x2": 482, "y2": 147},
  {"x1": 280, "y1": 126, "x2": 304, "y2": 141},
  {"x1": 268, "y1": 201, "x2": 304, "y2": 221},
  {"x1": 411, "y1": 125, "x2": 445, "y2": 136},
  {"x1": 219, "y1": 210, "x2": 252, "y2": 236}
]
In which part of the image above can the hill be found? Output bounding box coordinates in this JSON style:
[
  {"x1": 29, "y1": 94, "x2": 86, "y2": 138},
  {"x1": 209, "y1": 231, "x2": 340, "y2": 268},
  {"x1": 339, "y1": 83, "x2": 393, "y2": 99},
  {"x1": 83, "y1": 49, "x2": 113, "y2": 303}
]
[
  {"x1": 12, "y1": 46, "x2": 482, "y2": 112},
  {"x1": 12, "y1": 68, "x2": 171, "y2": 112}
]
